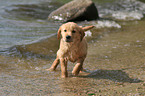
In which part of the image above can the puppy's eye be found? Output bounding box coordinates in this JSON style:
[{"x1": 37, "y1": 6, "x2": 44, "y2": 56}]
[
  {"x1": 64, "y1": 30, "x2": 67, "y2": 32},
  {"x1": 72, "y1": 30, "x2": 76, "y2": 33}
]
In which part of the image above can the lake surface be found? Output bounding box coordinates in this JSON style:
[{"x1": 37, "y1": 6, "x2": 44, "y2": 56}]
[{"x1": 0, "y1": 0, "x2": 145, "y2": 95}]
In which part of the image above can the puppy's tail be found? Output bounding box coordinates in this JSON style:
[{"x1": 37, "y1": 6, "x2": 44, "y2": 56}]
[{"x1": 82, "y1": 26, "x2": 94, "y2": 31}]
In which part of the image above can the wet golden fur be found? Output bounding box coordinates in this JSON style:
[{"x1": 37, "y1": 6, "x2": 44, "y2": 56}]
[{"x1": 48, "y1": 22, "x2": 94, "y2": 78}]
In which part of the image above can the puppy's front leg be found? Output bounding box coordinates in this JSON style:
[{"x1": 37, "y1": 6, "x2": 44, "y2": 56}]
[
  {"x1": 60, "y1": 58, "x2": 68, "y2": 78},
  {"x1": 48, "y1": 57, "x2": 60, "y2": 71},
  {"x1": 72, "y1": 58, "x2": 84, "y2": 76}
]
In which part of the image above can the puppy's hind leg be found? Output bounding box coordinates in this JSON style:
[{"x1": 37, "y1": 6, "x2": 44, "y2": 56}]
[{"x1": 47, "y1": 57, "x2": 60, "y2": 71}]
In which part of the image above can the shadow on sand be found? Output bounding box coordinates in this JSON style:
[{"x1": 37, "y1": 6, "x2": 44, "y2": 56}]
[{"x1": 81, "y1": 69, "x2": 143, "y2": 83}]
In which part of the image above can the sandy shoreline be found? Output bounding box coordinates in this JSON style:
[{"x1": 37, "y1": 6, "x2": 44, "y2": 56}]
[{"x1": 0, "y1": 20, "x2": 145, "y2": 95}]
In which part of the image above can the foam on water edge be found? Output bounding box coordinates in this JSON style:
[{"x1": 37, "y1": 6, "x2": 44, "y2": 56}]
[
  {"x1": 112, "y1": 11, "x2": 144, "y2": 21},
  {"x1": 98, "y1": 0, "x2": 145, "y2": 21},
  {"x1": 94, "y1": 20, "x2": 121, "y2": 28}
]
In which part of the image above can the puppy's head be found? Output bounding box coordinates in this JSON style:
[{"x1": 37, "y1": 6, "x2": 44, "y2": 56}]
[{"x1": 57, "y1": 22, "x2": 94, "y2": 42}]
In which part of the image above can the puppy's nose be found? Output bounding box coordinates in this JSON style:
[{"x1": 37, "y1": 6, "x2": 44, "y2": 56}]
[{"x1": 66, "y1": 35, "x2": 71, "y2": 39}]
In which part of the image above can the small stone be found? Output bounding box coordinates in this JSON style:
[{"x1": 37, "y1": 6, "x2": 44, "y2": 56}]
[{"x1": 87, "y1": 91, "x2": 95, "y2": 96}]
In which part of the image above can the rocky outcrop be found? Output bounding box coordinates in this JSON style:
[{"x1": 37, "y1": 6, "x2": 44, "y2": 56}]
[{"x1": 48, "y1": 0, "x2": 99, "y2": 22}]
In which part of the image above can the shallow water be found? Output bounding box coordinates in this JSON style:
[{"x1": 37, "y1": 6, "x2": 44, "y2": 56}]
[{"x1": 0, "y1": 0, "x2": 145, "y2": 95}]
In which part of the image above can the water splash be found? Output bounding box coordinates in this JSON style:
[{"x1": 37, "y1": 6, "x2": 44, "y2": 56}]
[{"x1": 85, "y1": 30, "x2": 92, "y2": 37}]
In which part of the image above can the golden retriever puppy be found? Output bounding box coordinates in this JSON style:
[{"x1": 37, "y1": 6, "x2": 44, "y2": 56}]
[{"x1": 49, "y1": 22, "x2": 94, "y2": 78}]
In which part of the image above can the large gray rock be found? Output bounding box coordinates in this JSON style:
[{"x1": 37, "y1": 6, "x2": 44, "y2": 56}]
[{"x1": 48, "y1": 0, "x2": 99, "y2": 22}]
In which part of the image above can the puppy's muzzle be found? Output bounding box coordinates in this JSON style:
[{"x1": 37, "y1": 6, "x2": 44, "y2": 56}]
[{"x1": 66, "y1": 35, "x2": 72, "y2": 42}]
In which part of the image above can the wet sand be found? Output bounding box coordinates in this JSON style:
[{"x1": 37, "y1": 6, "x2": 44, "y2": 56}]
[
  {"x1": 83, "y1": 20, "x2": 145, "y2": 95},
  {"x1": 0, "y1": 0, "x2": 145, "y2": 95}
]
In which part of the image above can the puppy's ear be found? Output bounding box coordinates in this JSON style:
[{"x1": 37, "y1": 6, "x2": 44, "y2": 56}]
[
  {"x1": 82, "y1": 25, "x2": 94, "y2": 32},
  {"x1": 57, "y1": 27, "x2": 61, "y2": 40},
  {"x1": 80, "y1": 29, "x2": 85, "y2": 41}
]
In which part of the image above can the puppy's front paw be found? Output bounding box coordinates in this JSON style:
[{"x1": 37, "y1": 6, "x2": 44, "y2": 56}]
[
  {"x1": 46, "y1": 68, "x2": 55, "y2": 71},
  {"x1": 61, "y1": 75, "x2": 68, "y2": 78},
  {"x1": 72, "y1": 71, "x2": 79, "y2": 76},
  {"x1": 61, "y1": 73, "x2": 68, "y2": 78}
]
